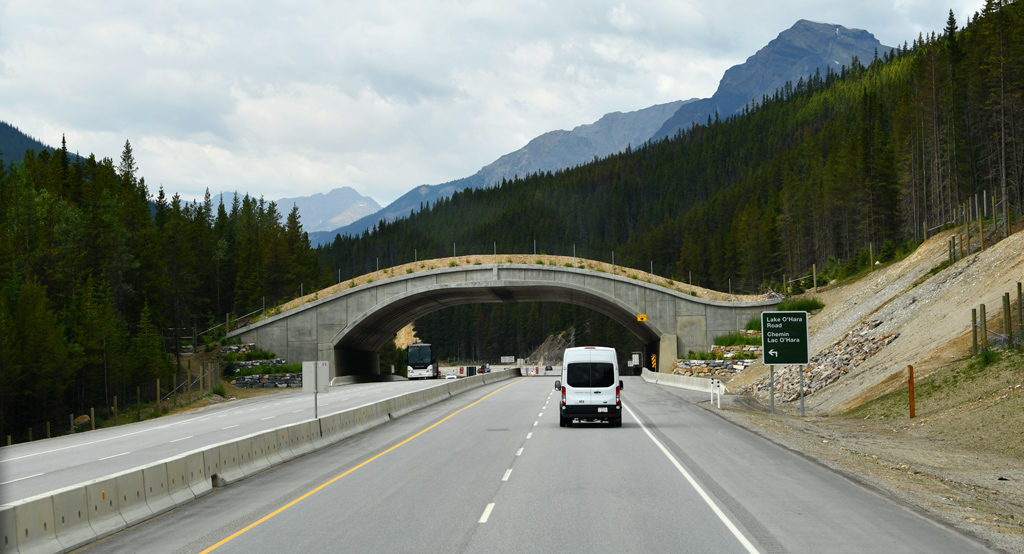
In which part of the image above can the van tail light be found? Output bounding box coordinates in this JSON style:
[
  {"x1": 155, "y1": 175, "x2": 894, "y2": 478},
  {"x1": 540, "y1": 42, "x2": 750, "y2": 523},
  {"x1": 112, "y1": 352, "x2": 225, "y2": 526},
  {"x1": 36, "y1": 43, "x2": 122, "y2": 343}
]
[
  {"x1": 616, "y1": 385, "x2": 621, "y2": 405},
  {"x1": 561, "y1": 386, "x2": 566, "y2": 406}
]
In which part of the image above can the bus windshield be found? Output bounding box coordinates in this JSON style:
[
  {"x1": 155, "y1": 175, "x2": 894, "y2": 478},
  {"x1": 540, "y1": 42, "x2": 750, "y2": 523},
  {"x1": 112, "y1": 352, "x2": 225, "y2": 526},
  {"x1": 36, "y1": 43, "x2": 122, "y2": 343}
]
[{"x1": 407, "y1": 344, "x2": 433, "y2": 366}]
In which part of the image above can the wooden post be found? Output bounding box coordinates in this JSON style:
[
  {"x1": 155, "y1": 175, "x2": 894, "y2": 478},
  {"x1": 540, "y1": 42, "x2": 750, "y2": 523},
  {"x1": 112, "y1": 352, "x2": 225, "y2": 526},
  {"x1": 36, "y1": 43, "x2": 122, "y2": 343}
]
[
  {"x1": 91, "y1": 407, "x2": 95, "y2": 430},
  {"x1": 46, "y1": 421, "x2": 50, "y2": 439},
  {"x1": 6, "y1": 435, "x2": 10, "y2": 446},
  {"x1": 979, "y1": 215, "x2": 984, "y2": 251},
  {"x1": 869, "y1": 242, "x2": 874, "y2": 269},
  {"x1": 156, "y1": 378, "x2": 160, "y2": 408},
  {"x1": 1018, "y1": 282, "x2": 1023, "y2": 335},
  {"x1": 908, "y1": 365, "x2": 915, "y2": 419},
  {"x1": 965, "y1": 201, "x2": 971, "y2": 253},
  {"x1": 980, "y1": 304, "x2": 987, "y2": 350},
  {"x1": 972, "y1": 308, "x2": 978, "y2": 355},
  {"x1": 812, "y1": 263, "x2": 817, "y2": 291},
  {"x1": 113, "y1": 395, "x2": 118, "y2": 426},
  {"x1": 1004, "y1": 293, "x2": 1012, "y2": 343}
]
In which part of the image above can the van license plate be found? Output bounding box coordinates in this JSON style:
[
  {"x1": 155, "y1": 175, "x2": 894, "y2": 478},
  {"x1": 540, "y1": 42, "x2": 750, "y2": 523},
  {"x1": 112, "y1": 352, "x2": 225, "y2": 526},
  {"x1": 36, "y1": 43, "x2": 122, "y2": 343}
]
[{"x1": 597, "y1": 407, "x2": 607, "y2": 412}]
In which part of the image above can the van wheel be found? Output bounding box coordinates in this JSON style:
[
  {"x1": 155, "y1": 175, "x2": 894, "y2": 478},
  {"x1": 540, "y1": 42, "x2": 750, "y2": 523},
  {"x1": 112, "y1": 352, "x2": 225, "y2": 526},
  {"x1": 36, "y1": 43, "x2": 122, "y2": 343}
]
[{"x1": 560, "y1": 415, "x2": 569, "y2": 427}]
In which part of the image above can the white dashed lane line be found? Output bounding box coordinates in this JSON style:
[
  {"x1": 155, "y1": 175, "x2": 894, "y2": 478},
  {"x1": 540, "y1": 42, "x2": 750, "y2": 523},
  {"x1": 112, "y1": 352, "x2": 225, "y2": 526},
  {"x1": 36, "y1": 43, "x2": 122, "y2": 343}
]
[
  {"x1": 169, "y1": 435, "x2": 193, "y2": 443},
  {"x1": 479, "y1": 503, "x2": 495, "y2": 523}
]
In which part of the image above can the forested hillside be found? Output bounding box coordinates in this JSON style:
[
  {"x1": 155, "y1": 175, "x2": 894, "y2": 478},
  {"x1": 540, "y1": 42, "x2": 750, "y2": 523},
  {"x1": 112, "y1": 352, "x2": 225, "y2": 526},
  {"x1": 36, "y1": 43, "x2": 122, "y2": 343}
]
[{"x1": 0, "y1": 142, "x2": 319, "y2": 441}]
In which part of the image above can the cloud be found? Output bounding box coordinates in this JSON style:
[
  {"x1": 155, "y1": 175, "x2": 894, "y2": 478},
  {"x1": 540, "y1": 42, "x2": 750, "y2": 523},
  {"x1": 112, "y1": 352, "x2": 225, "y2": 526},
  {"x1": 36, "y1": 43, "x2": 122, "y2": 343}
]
[{"x1": 0, "y1": 0, "x2": 987, "y2": 205}]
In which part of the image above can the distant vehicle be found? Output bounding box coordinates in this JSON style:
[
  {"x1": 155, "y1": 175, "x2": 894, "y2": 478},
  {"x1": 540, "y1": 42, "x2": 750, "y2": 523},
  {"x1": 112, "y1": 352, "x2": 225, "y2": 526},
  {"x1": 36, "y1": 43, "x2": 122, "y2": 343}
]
[
  {"x1": 544, "y1": 365, "x2": 553, "y2": 372},
  {"x1": 555, "y1": 346, "x2": 623, "y2": 427},
  {"x1": 444, "y1": 373, "x2": 457, "y2": 380},
  {"x1": 407, "y1": 343, "x2": 440, "y2": 379}
]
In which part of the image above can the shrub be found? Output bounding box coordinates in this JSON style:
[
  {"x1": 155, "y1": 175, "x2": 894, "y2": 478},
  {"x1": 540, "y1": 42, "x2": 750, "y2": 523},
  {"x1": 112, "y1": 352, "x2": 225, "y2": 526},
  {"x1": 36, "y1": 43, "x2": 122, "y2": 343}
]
[
  {"x1": 714, "y1": 332, "x2": 760, "y2": 346},
  {"x1": 564, "y1": 262, "x2": 573, "y2": 267},
  {"x1": 449, "y1": 260, "x2": 457, "y2": 267},
  {"x1": 406, "y1": 268, "x2": 414, "y2": 274},
  {"x1": 689, "y1": 290, "x2": 698, "y2": 297},
  {"x1": 777, "y1": 297, "x2": 825, "y2": 312},
  {"x1": 212, "y1": 383, "x2": 226, "y2": 397},
  {"x1": 745, "y1": 317, "x2": 761, "y2": 331}
]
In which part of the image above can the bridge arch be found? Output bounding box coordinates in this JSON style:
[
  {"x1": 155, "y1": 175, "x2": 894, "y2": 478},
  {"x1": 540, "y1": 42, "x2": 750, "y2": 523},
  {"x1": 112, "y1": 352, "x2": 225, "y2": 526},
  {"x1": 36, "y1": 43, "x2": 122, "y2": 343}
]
[{"x1": 227, "y1": 263, "x2": 777, "y2": 378}]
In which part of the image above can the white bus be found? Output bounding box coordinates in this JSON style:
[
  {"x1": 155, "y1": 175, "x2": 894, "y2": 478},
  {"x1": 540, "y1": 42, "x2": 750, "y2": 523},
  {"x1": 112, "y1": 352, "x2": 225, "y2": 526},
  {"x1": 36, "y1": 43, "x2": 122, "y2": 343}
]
[{"x1": 406, "y1": 342, "x2": 439, "y2": 379}]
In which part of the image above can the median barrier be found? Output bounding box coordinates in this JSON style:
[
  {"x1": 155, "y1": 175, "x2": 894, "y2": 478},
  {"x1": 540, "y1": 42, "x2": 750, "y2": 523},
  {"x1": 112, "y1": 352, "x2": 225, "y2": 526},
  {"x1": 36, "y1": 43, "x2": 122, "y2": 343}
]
[
  {"x1": 163, "y1": 456, "x2": 195, "y2": 505},
  {"x1": 232, "y1": 436, "x2": 262, "y2": 479},
  {"x1": 9, "y1": 495, "x2": 60, "y2": 554},
  {"x1": 182, "y1": 450, "x2": 211, "y2": 498},
  {"x1": 248, "y1": 432, "x2": 274, "y2": 474},
  {"x1": 256, "y1": 429, "x2": 286, "y2": 467},
  {"x1": 209, "y1": 442, "x2": 244, "y2": 485},
  {"x1": 642, "y1": 367, "x2": 714, "y2": 392},
  {"x1": 51, "y1": 486, "x2": 95, "y2": 551},
  {"x1": 142, "y1": 464, "x2": 175, "y2": 517},
  {"x1": 115, "y1": 470, "x2": 151, "y2": 526},
  {"x1": 84, "y1": 477, "x2": 126, "y2": 539},
  {"x1": 285, "y1": 421, "x2": 317, "y2": 458},
  {"x1": 1, "y1": 505, "x2": 16, "y2": 553}
]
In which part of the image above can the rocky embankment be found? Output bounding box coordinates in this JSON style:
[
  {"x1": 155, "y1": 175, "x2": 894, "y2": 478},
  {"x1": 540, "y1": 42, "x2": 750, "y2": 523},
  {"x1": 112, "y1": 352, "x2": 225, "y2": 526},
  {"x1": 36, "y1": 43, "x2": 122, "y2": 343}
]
[
  {"x1": 740, "y1": 319, "x2": 898, "y2": 402},
  {"x1": 232, "y1": 373, "x2": 302, "y2": 388}
]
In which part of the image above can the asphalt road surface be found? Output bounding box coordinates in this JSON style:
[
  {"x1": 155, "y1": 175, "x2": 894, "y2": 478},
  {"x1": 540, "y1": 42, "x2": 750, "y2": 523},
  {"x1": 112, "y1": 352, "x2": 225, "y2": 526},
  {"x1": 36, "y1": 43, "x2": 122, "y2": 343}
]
[
  {"x1": 81, "y1": 376, "x2": 990, "y2": 553},
  {"x1": 0, "y1": 380, "x2": 448, "y2": 502}
]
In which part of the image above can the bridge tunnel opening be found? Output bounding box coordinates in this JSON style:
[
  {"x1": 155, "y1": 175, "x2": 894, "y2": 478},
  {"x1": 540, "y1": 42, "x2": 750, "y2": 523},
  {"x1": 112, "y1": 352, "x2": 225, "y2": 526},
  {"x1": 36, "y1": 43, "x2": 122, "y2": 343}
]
[{"x1": 331, "y1": 284, "x2": 662, "y2": 380}]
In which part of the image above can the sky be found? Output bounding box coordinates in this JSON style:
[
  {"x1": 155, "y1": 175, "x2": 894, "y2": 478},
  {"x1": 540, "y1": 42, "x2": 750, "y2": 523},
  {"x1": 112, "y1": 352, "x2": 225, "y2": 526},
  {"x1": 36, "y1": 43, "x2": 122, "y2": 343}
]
[{"x1": 0, "y1": 1, "x2": 987, "y2": 207}]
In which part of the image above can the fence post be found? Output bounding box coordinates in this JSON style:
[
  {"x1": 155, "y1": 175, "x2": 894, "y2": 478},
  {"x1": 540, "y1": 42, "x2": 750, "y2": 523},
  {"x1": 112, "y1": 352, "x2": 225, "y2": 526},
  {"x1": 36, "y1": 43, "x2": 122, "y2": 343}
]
[
  {"x1": 980, "y1": 304, "x2": 987, "y2": 350},
  {"x1": 1018, "y1": 282, "x2": 1023, "y2": 334},
  {"x1": 972, "y1": 308, "x2": 978, "y2": 355},
  {"x1": 1004, "y1": 293, "x2": 1012, "y2": 345},
  {"x1": 91, "y1": 407, "x2": 95, "y2": 430}
]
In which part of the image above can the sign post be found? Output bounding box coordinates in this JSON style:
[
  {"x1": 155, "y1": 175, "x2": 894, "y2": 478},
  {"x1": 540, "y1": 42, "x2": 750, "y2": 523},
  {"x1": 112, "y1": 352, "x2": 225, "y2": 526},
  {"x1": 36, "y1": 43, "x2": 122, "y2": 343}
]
[{"x1": 761, "y1": 311, "x2": 810, "y2": 416}]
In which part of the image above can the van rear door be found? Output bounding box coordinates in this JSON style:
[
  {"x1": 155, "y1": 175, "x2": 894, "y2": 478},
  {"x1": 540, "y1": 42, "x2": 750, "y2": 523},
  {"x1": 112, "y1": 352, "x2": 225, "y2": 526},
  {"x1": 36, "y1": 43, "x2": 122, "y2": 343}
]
[{"x1": 564, "y1": 359, "x2": 616, "y2": 407}]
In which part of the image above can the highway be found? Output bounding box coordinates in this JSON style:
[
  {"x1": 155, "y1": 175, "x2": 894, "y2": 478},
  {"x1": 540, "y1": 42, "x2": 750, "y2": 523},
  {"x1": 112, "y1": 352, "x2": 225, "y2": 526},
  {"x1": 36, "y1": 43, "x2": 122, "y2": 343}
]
[
  {"x1": 0, "y1": 379, "x2": 449, "y2": 503},
  {"x1": 81, "y1": 376, "x2": 988, "y2": 553}
]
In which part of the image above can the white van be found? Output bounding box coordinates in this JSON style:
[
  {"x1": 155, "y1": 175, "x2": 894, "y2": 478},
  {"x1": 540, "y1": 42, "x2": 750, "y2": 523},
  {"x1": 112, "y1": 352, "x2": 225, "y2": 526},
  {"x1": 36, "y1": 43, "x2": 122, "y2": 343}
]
[{"x1": 554, "y1": 346, "x2": 623, "y2": 427}]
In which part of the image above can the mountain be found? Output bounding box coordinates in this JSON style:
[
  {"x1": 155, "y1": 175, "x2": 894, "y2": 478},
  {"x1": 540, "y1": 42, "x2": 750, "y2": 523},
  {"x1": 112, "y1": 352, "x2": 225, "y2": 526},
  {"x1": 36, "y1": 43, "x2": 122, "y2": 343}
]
[
  {"x1": 1, "y1": 121, "x2": 56, "y2": 166},
  {"x1": 313, "y1": 19, "x2": 891, "y2": 245},
  {"x1": 651, "y1": 20, "x2": 892, "y2": 140},
  {"x1": 315, "y1": 100, "x2": 689, "y2": 243},
  {"x1": 275, "y1": 187, "x2": 380, "y2": 233}
]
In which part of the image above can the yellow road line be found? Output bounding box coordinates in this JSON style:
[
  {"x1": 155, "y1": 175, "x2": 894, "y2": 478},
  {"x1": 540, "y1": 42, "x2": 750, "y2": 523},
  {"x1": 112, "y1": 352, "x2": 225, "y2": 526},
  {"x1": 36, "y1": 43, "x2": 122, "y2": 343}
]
[{"x1": 201, "y1": 378, "x2": 525, "y2": 553}]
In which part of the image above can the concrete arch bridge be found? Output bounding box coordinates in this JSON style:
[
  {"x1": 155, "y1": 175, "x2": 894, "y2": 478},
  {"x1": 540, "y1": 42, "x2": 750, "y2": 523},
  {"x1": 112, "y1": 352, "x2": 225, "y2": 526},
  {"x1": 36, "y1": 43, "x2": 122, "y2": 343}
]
[{"x1": 226, "y1": 261, "x2": 778, "y2": 379}]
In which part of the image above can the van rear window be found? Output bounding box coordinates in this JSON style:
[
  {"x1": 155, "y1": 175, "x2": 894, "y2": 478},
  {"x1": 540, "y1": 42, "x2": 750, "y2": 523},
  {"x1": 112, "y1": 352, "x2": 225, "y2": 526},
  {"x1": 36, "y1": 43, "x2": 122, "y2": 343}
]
[{"x1": 566, "y1": 362, "x2": 615, "y2": 387}]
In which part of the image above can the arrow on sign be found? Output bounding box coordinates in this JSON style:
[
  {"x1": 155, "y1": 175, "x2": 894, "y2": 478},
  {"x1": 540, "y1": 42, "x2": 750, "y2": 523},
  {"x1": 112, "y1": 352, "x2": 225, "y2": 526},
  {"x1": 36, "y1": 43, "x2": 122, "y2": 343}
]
[{"x1": 768, "y1": 349, "x2": 778, "y2": 357}]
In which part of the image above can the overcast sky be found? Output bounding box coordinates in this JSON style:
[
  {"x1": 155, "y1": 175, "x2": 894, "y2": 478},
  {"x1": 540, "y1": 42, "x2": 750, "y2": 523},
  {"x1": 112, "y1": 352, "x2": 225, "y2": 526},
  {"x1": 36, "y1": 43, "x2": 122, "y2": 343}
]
[{"x1": 1, "y1": 1, "x2": 986, "y2": 206}]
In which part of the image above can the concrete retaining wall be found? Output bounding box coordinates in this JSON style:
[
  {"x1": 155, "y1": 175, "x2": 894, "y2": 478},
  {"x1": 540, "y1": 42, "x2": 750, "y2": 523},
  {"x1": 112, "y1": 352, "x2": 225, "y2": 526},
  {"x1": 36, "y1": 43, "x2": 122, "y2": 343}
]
[{"x1": 0, "y1": 369, "x2": 516, "y2": 553}]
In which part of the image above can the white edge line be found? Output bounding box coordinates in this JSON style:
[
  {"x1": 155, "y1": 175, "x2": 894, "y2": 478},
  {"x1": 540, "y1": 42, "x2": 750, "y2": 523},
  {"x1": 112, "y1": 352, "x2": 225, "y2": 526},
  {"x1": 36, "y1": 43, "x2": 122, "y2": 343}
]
[
  {"x1": 97, "y1": 451, "x2": 131, "y2": 461},
  {"x1": 479, "y1": 502, "x2": 495, "y2": 523},
  {"x1": 0, "y1": 472, "x2": 44, "y2": 486},
  {"x1": 622, "y1": 402, "x2": 759, "y2": 554}
]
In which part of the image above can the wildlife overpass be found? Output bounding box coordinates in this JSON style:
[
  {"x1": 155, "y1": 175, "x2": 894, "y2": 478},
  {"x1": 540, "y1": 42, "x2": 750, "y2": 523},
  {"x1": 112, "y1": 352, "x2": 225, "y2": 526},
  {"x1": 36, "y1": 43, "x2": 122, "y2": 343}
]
[{"x1": 226, "y1": 262, "x2": 778, "y2": 378}]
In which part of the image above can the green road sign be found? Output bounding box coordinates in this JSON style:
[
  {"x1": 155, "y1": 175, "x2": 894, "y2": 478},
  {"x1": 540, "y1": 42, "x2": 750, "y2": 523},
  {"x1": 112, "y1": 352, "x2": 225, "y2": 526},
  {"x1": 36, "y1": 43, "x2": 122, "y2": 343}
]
[{"x1": 761, "y1": 311, "x2": 809, "y2": 365}]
